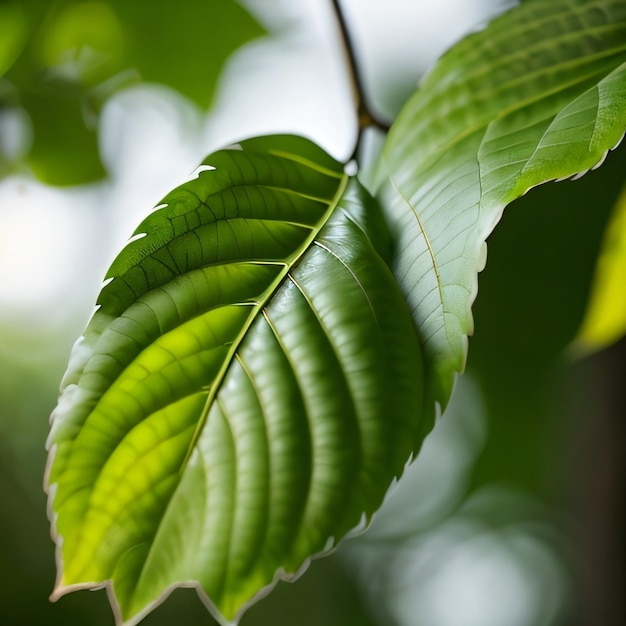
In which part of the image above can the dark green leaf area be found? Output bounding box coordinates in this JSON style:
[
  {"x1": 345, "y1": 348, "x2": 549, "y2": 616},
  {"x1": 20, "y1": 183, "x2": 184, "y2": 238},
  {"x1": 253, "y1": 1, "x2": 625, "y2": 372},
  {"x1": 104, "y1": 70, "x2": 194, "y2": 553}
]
[
  {"x1": 102, "y1": 151, "x2": 341, "y2": 312},
  {"x1": 122, "y1": 190, "x2": 425, "y2": 619},
  {"x1": 47, "y1": 135, "x2": 425, "y2": 624}
]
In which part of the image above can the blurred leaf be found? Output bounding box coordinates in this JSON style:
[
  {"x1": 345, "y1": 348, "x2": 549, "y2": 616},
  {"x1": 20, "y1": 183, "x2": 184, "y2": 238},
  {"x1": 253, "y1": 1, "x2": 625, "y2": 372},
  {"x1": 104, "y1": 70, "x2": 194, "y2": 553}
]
[
  {"x1": 0, "y1": 3, "x2": 29, "y2": 77},
  {"x1": 2, "y1": 0, "x2": 264, "y2": 185},
  {"x1": 34, "y1": 1, "x2": 126, "y2": 87},
  {"x1": 375, "y1": 0, "x2": 626, "y2": 409},
  {"x1": 46, "y1": 135, "x2": 426, "y2": 625},
  {"x1": 17, "y1": 88, "x2": 106, "y2": 183},
  {"x1": 109, "y1": 0, "x2": 263, "y2": 109},
  {"x1": 572, "y1": 182, "x2": 626, "y2": 356}
]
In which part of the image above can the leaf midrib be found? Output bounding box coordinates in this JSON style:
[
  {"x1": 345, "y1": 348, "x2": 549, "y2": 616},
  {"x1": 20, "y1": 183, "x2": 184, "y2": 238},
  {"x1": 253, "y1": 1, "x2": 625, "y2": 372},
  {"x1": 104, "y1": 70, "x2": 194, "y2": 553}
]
[
  {"x1": 178, "y1": 172, "x2": 349, "y2": 474},
  {"x1": 119, "y1": 167, "x2": 349, "y2": 615}
]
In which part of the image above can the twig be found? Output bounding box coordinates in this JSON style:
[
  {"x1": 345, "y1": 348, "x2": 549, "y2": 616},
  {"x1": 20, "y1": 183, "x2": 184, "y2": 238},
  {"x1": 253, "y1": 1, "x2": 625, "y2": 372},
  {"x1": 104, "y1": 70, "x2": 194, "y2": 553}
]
[{"x1": 330, "y1": 0, "x2": 390, "y2": 160}]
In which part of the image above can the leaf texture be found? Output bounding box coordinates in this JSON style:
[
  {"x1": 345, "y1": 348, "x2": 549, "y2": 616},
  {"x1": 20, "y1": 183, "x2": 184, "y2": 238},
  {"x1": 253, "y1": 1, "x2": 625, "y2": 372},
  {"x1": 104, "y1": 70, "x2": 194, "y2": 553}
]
[
  {"x1": 376, "y1": 0, "x2": 626, "y2": 409},
  {"x1": 45, "y1": 135, "x2": 425, "y2": 625}
]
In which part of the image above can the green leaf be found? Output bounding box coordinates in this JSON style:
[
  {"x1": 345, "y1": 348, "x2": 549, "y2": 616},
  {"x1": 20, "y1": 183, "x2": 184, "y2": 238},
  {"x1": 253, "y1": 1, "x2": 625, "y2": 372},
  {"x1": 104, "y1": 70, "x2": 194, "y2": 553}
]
[
  {"x1": 0, "y1": 3, "x2": 28, "y2": 78},
  {"x1": 376, "y1": 0, "x2": 626, "y2": 409},
  {"x1": 45, "y1": 135, "x2": 426, "y2": 625},
  {"x1": 3, "y1": 0, "x2": 263, "y2": 185},
  {"x1": 16, "y1": 91, "x2": 106, "y2": 184}
]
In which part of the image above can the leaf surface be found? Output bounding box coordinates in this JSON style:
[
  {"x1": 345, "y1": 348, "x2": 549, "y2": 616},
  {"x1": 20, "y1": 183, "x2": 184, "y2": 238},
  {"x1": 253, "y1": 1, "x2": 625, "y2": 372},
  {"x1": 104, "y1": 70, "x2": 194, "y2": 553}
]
[
  {"x1": 376, "y1": 0, "x2": 626, "y2": 408},
  {"x1": 46, "y1": 135, "x2": 425, "y2": 625}
]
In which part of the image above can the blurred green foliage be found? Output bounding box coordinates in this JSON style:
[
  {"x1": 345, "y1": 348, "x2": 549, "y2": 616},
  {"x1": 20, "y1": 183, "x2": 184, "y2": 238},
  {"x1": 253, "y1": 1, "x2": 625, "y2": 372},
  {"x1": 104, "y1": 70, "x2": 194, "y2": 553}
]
[
  {"x1": 470, "y1": 141, "x2": 626, "y2": 493},
  {"x1": 0, "y1": 0, "x2": 263, "y2": 184}
]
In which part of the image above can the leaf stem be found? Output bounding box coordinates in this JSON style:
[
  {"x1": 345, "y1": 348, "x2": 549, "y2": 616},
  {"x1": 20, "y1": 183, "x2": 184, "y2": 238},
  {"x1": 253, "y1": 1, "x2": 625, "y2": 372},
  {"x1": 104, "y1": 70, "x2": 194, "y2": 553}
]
[{"x1": 330, "y1": 0, "x2": 390, "y2": 160}]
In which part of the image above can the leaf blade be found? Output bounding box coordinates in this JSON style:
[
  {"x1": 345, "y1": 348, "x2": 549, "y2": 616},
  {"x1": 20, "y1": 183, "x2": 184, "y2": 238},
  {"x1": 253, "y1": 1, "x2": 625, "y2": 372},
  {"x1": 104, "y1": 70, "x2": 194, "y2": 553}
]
[
  {"x1": 46, "y1": 135, "x2": 425, "y2": 624},
  {"x1": 377, "y1": 0, "x2": 626, "y2": 408}
]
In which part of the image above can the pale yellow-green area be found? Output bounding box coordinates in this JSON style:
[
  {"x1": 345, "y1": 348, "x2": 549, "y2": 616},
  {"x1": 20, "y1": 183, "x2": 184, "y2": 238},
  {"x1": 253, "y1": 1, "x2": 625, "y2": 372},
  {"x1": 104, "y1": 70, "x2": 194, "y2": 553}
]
[{"x1": 574, "y1": 182, "x2": 626, "y2": 355}]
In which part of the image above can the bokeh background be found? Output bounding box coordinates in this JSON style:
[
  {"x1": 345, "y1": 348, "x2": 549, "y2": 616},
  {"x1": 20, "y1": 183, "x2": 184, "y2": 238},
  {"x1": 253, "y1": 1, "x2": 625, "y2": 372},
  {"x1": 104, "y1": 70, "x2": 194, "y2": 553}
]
[{"x1": 1, "y1": 1, "x2": 624, "y2": 624}]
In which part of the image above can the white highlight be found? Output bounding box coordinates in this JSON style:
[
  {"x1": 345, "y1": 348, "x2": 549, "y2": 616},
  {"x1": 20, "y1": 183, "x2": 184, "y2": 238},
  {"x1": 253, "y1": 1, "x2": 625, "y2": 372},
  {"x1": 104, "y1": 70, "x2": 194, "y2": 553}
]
[
  {"x1": 126, "y1": 232, "x2": 147, "y2": 245},
  {"x1": 190, "y1": 164, "x2": 216, "y2": 179},
  {"x1": 0, "y1": 178, "x2": 99, "y2": 316},
  {"x1": 344, "y1": 160, "x2": 358, "y2": 176}
]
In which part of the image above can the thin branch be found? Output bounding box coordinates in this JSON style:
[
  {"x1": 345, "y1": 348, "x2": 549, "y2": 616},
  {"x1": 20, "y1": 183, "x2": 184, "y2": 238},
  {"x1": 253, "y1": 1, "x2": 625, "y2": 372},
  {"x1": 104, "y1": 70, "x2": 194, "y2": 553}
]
[{"x1": 330, "y1": 0, "x2": 390, "y2": 159}]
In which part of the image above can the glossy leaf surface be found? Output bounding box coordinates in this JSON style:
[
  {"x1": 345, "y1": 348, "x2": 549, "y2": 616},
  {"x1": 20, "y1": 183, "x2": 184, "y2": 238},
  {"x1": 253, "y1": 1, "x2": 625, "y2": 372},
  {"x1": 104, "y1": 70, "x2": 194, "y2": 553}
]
[
  {"x1": 377, "y1": 0, "x2": 626, "y2": 408},
  {"x1": 46, "y1": 135, "x2": 425, "y2": 625}
]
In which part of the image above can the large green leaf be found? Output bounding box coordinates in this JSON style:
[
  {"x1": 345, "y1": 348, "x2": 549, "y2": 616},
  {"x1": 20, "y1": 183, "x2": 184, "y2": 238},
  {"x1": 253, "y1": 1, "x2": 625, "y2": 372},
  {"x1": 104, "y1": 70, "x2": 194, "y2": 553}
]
[
  {"x1": 376, "y1": 0, "x2": 626, "y2": 409},
  {"x1": 45, "y1": 135, "x2": 425, "y2": 625}
]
